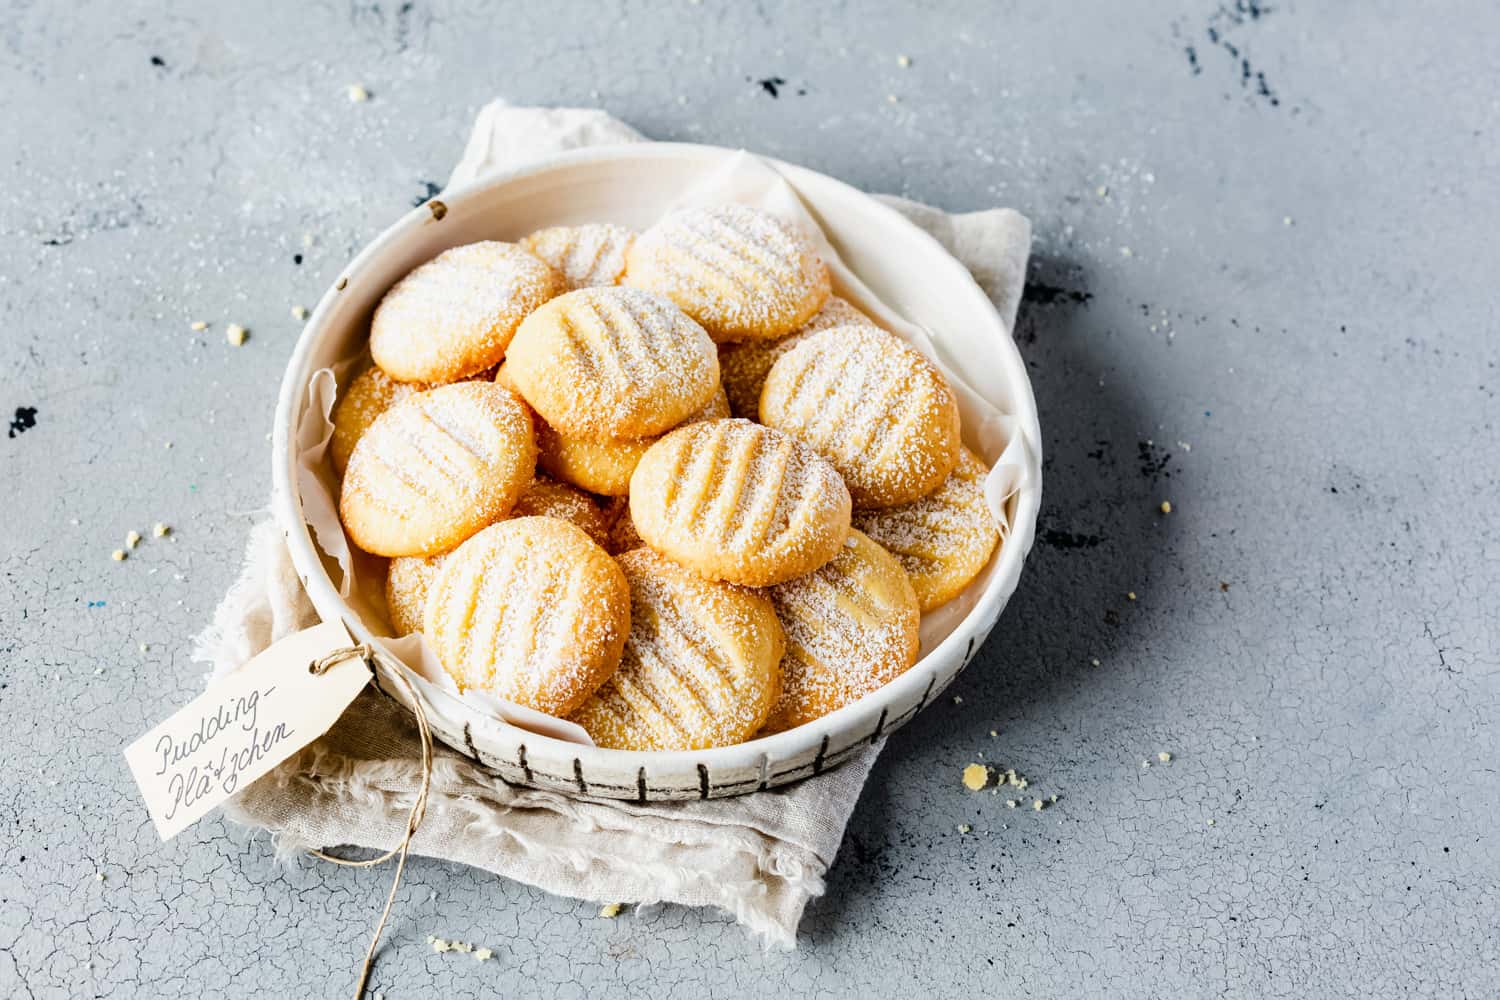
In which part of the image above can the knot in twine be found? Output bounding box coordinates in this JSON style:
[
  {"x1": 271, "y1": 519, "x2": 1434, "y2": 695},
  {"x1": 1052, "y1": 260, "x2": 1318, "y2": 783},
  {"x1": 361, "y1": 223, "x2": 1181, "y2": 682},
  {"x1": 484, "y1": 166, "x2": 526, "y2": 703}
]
[{"x1": 306, "y1": 643, "x2": 434, "y2": 999}]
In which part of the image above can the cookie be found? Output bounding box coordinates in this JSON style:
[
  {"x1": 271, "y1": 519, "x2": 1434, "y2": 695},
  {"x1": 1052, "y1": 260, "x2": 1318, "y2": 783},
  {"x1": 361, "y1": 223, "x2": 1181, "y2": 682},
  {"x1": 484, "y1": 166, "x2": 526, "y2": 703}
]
[
  {"x1": 329, "y1": 365, "x2": 501, "y2": 473},
  {"x1": 717, "y1": 295, "x2": 874, "y2": 418},
  {"x1": 510, "y1": 476, "x2": 611, "y2": 549},
  {"x1": 760, "y1": 325, "x2": 962, "y2": 508},
  {"x1": 505, "y1": 286, "x2": 719, "y2": 440},
  {"x1": 423, "y1": 517, "x2": 630, "y2": 716},
  {"x1": 568, "y1": 549, "x2": 784, "y2": 750},
  {"x1": 386, "y1": 553, "x2": 445, "y2": 635},
  {"x1": 535, "y1": 387, "x2": 730, "y2": 496},
  {"x1": 624, "y1": 203, "x2": 830, "y2": 343},
  {"x1": 339, "y1": 382, "x2": 536, "y2": 557},
  {"x1": 629, "y1": 418, "x2": 852, "y2": 586},
  {"x1": 761, "y1": 529, "x2": 921, "y2": 733},
  {"x1": 329, "y1": 365, "x2": 421, "y2": 473},
  {"x1": 520, "y1": 223, "x2": 635, "y2": 290},
  {"x1": 384, "y1": 476, "x2": 609, "y2": 634},
  {"x1": 370, "y1": 241, "x2": 564, "y2": 383},
  {"x1": 852, "y1": 447, "x2": 1000, "y2": 611},
  {"x1": 605, "y1": 499, "x2": 647, "y2": 554}
]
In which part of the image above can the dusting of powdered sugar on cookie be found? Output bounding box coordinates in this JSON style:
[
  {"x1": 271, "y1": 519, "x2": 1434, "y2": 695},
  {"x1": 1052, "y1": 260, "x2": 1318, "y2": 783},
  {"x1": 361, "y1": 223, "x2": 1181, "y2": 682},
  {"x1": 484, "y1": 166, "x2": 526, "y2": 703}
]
[
  {"x1": 569, "y1": 549, "x2": 783, "y2": 750},
  {"x1": 506, "y1": 286, "x2": 720, "y2": 441},
  {"x1": 852, "y1": 447, "x2": 1000, "y2": 611},
  {"x1": 521, "y1": 223, "x2": 636, "y2": 290},
  {"x1": 763, "y1": 529, "x2": 920, "y2": 731},
  {"x1": 760, "y1": 324, "x2": 961, "y2": 508},
  {"x1": 423, "y1": 517, "x2": 629, "y2": 717},
  {"x1": 370, "y1": 241, "x2": 564, "y2": 382},
  {"x1": 624, "y1": 203, "x2": 830, "y2": 342}
]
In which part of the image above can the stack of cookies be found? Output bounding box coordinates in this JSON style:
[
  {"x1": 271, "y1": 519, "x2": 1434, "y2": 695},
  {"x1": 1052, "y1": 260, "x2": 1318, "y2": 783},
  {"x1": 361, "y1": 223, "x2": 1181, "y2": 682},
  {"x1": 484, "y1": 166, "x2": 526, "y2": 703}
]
[{"x1": 332, "y1": 204, "x2": 1001, "y2": 752}]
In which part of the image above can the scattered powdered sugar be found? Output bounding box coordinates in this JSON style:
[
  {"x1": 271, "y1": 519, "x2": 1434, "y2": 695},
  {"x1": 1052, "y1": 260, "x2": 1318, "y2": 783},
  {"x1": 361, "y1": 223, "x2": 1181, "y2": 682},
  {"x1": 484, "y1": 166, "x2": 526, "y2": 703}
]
[
  {"x1": 521, "y1": 223, "x2": 636, "y2": 291},
  {"x1": 624, "y1": 203, "x2": 829, "y2": 342}
]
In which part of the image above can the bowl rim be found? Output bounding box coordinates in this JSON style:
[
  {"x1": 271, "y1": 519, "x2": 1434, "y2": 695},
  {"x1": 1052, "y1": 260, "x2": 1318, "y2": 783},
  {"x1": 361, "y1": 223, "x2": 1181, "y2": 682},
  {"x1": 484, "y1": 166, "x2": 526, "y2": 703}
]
[{"x1": 271, "y1": 141, "x2": 1042, "y2": 782}]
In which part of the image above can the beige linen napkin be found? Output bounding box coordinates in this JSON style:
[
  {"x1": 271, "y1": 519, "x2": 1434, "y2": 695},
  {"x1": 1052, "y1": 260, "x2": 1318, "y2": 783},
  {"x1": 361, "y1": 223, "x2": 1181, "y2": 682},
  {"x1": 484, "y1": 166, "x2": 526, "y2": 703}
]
[{"x1": 197, "y1": 101, "x2": 1030, "y2": 948}]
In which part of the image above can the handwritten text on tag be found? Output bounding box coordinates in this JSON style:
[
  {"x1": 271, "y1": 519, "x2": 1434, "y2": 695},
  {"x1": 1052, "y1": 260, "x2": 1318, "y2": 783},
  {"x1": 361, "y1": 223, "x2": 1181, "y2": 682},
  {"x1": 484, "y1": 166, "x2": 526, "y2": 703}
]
[{"x1": 124, "y1": 621, "x2": 370, "y2": 840}]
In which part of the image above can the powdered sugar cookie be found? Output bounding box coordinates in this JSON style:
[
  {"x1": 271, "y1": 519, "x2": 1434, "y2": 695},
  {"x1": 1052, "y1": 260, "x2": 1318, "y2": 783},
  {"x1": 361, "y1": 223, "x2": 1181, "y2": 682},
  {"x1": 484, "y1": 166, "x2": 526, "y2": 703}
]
[
  {"x1": 624, "y1": 203, "x2": 830, "y2": 343},
  {"x1": 852, "y1": 447, "x2": 1000, "y2": 611},
  {"x1": 510, "y1": 476, "x2": 611, "y2": 549},
  {"x1": 605, "y1": 499, "x2": 647, "y2": 553},
  {"x1": 384, "y1": 476, "x2": 608, "y2": 634},
  {"x1": 629, "y1": 418, "x2": 852, "y2": 586},
  {"x1": 370, "y1": 241, "x2": 564, "y2": 383},
  {"x1": 386, "y1": 553, "x2": 445, "y2": 635},
  {"x1": 536, "y1": 387, "x2": 730, "y2": 496},
  {"x1": 760, "y1": 325, "x2": 961, "y2": 508},
  {"x1": 423, "y1": 517, "x2": 630, "y2": 716},
  {"x1": 329, "y1": 365, "x2": 421, "y2": 473},
  {"x1": 506, "y1": 286, "x2": 719, "y2": 441},
  {"x1": 520, "y1": 223, "x2": 635, "y2": 290},
  {"x1": 761, "y1": 529, "x2": 920, "y2": 733},
  {"x1": 339, "y1": 382, "x2": 536, "y2": 557},
  {"x1": 717, "y1": 295, "x2": 874, "y2": 418},
  {"x1": 568, "y1": 549, "x2": 784, "y2": 750},
  {"x1": 329, "y1": 365, "x2": 500, "y2": 473}
]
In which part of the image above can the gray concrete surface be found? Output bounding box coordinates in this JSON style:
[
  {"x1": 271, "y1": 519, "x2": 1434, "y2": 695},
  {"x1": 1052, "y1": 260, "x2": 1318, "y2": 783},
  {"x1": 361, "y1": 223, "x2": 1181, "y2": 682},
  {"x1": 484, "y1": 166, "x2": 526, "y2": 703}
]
[{"x1": 3, "y1": 1, "x2": 1497, "y2": 997}]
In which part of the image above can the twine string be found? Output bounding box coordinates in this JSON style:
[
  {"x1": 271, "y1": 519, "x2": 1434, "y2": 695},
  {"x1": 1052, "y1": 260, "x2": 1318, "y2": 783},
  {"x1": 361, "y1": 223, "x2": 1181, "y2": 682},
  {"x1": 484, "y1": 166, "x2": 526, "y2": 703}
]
[{"x1": 306, "y1": 643, "x2": 434, "y2": 1000}]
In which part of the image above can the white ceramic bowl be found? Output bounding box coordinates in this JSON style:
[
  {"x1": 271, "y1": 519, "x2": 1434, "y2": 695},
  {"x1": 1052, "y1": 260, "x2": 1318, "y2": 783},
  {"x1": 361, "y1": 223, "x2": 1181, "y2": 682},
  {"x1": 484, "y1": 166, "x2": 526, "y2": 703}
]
[{"x1": 271, "y1": 143, "x2": 1042, "y2": 800}]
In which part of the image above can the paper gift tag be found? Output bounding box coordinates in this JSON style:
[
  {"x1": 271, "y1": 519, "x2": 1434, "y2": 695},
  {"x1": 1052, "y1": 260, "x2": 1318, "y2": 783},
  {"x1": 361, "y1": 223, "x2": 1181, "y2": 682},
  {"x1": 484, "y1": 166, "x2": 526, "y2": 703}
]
[{"x1": 124, "y1": 621, "x2": 371, "y2": 840}]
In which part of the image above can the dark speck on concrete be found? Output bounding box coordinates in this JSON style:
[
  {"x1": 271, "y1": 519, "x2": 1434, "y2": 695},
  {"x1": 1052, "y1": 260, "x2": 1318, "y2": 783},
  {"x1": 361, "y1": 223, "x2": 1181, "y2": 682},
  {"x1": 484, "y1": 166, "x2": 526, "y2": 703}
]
[
  {"x1": 8, "y1": 406, "x2": 37, "y2": 439},
  {"x1": 1138, "y1": 440, "x2": 1172, "y2": 481},
  {"x1": 150, "y1": 55, "x2": 166, "y2": 68},
  {"x1": 756, "y1": 76, "x2": 787, "y2": 98},
  {"x1": 1190, "y1": 1, "x2": 1284, "y2": 108},
  {"x1": 1024, "y1": 282, "x2": 1093, "y2": 307},
  {"x1": 293, "y1": 253, "x2": 303, "y2": 265},
  {"x1": 1041, "y1": 528, "x2": 1104, "y2": 550},
  {"x1": 412, "y1": 180, "x2": 442, "y2": 207}
]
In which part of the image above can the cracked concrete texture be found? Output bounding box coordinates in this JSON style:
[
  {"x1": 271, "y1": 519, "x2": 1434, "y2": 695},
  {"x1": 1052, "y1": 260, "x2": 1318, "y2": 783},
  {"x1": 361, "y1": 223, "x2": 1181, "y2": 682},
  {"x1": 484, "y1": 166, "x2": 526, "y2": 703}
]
[{"x1": 2, "y1": 0, "x2": 1497, "y2": 997}]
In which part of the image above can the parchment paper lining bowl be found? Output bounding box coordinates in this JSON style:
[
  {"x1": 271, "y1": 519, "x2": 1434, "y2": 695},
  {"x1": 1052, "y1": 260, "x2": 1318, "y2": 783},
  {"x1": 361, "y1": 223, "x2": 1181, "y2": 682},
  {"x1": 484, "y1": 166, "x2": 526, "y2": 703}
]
[{"x1": 272, "y1": 143, "x2": 1042, "y2": 801}]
